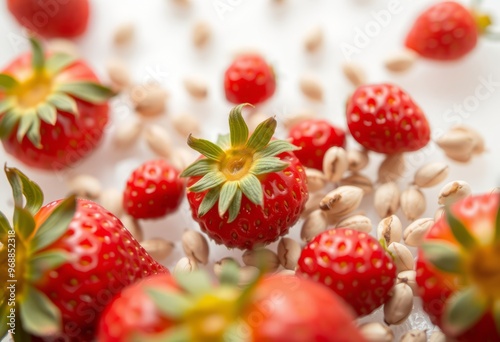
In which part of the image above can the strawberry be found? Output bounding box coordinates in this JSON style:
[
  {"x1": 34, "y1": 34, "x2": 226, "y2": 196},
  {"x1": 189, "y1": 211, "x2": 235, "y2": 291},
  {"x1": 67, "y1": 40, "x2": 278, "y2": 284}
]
[
  {"x1": 346, "y1": 83, "x2": 431, "y2": 154},
  {"x1": 224, "y1": 54, "x2": 276, "y2": 105},
  {"x1": 123, "y1": 159, "x2": 185, "y2": 220},
  {"x1": 0, "y1": 166, "x2": 167, "y2": 342},
  {"x1": 405, "y1": 1, "x2": 491, "y2": 61},
  {"x1": 288, "y1": 118, "x2": 346, "y2": 171},
  {"x1": 0, "y1": 38, "x2": 113, "y2": 170},
  {"x1": 296, "y1": 228, "x2": 397, "y2": 317},
  {"x1": 98, "y1": 266, "x2": 366, "y2": 342},
  {"x1": 180, "y1": 104, "x2": 308, "y2": 249},
  {"x1": 7, "y1": 0, "x2": 89, "y2": 38},
  {"x1": 416, "y1": 193, "x2": 500, "y2": 341}
]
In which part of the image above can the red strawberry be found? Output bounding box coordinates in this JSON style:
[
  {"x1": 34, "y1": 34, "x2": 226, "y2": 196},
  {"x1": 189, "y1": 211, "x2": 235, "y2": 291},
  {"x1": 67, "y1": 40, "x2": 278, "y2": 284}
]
[
  {"x1": 181, "y1": 105, "x2": 308, "y2": 249},
  {"x1": 7, "y1": 0, "x2": 89, "y2": 38},
  {"x1": 288, "y1": 118, "x2": 346, "y2": 170},
  {"x1": 98, "y1": 268, "x2": 366, "y2": 342},
  {"x1": 0, "y1": 166, "x2": 167, "y2": 342},
  {"x1": 0, "y1": 38, "x2": 113, "y2": 170},
  {"x1": 346, "y1": 83, "x2": 431, "y2": 154},
  {"x1": 123, "y1": 159, "x2": 185, "y2": 220},
  {"x1": 405, "y1": 1, "x2": 490, "y2": 61},
  {"x1": 224, "y1": 54, "x2": 276, "y2": 105},
  {"x1": 416, "y1": 193, "x2": 500, "y2": 341},
  {"x1": 296, "y1": 228, "x2": 397, "y2": 317}
]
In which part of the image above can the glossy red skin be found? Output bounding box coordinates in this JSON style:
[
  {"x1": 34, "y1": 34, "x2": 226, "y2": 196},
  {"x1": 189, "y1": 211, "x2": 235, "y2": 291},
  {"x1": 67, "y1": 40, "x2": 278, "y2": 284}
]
[
  {"x1": 1, "y1": 52, "x2": 109, "y2": 170},
  {"x1": 288, "y1": 119, "x2": 346, "y2": 170},
  {"x1": 245, "y1": 275, "x2": 367, "y2": 342},
  {"x1": 346, "y1": 83, "x2": 430, "y2": 154},
  {"x1": 405, "y1": 1, "x2": 478, "y2": 61},
  {"x1": 416, "y1": 194, "x2": 500, "y2": 341},
  {"x1": 7, "y1": 0, "x2": 89, "y2": 38},
  {"x1": 123, "y1": 160, "x2": 185, "y2": 219},
  {"x1": 224, "y1": 54, "x2": 276, "y2": 105},
  {"x1": 296, "y1": 228, "x2": 396, "y2": 317},
  {"x1": 31, "y1": 199, "x2": 168, "y2": 342},
  {"x1": 98, "y1": 274, "x2": 177, "y2": 342},
  {"x1": 186, "y1": 152, "x2": 308, "y2": 250}
]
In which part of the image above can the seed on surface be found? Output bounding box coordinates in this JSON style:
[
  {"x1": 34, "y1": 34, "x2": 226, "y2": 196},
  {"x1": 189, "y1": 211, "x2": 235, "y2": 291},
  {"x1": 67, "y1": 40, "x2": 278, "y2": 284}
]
[
  {"x1": 130, "y1": 83, "x2": 168, "y2": 118},
  {"x1": 340, "y1": 173, "x2": 373, "y2": 195},
  {"x1": 192, "y1": 21, "x2": 211, "y2": 48},
  {"x1": 319, "y1": 186, "x2": 364, "y2": 217},
  {"x1": 347, "y1": 149, "x2": 369, "y2": 172},
  {"x1": 174, "y1": 257, "x2": 198, "y2": 274},
  {"x1": 336, "y1": 214, "x2": 372, "y2": 233},
  {"x1": 238, "y1": 266, "x2": 260, "y2": 287},
  {"x1": 182, "y1": 230, "x2": 210, "y2": 265},
  {"x1": 403, "y1": 218, "x2": 434, "y2": 247},
  {"x1": 301, "y1": 191, "x2": 326, "y2": 218},
  {"x1": 374, "y1": 182, "x2": 400, "y2": 218},
  {"x1": 384, "y1": 49, "x2": 418, "y2": 73},
  {"x1": 144, "y1": 124, "x2": 173, "y2": 159},
  {"x1": 120, "y1": 215, "x2": 144, "y2": 242},
  {"x1": 400, "y1": 186, "x2": 426, "y2": 221},
  {"x1": 304, "y1": 26, "x2": 323, "y2": 53},
  {"x1": 299, "y1": 74, "x2": 323, "y2": 101},
  {"x1": 434, "y1": 207, "x2": 445, "y2": 222},
  {"x1": 399, "y1": 329, "x2": 427, "y2": 342},
  {"x1": 341, "y1": 62, "x2": 366, "y2": 87},
  {"x1": 429, "y1": 330, "x2": 446, "y2": 342},
  {"x1": 383, "y1": 283, "x2": 414, "y2": 325},
  {"x1": 140, "y1": 238, "x2": 175, "y2": 261},
  {"x1": 277, "y1": 237, "x2": 302, "y2": 270},
  {"x1": 438, "y1": 180, "x2": 471, "y2": 206},
  {"x1": 107, "y1": 59, "x2": 131, "y2": 92},
  {"x1": 358, "y1": 322, "x2": 394, "y2": 342},
  {"x1": 397, "y1": 270, "x2": 418, "y2": 296},
  {"x1": 413, "y1": 162, "x2": 449, "y2": 188},
  {"x1": 305, "y1": 168, "x2": 328, "y2": 193},
  {"x1": 184, "y1": 76, "x2": 208, "y2": 99},
  {"x1": 242, "y1": 248, "x2": 280, "y2": 272},
  {"x1": 301, "y1": 209, "x2": 328, "y2": 242},
  {"x1": 388, "y1": 242, "x2": 414, "y2": 273},
  {"x1": 67, "y1": 174, "x2": 101, "y2": 200},
  {"x1": 113, "y1": 116, "x2": 143, "y2": 148},
  {"x1": 322, "y1": 147, "x2": 349, "y2": 183},
  {"x1": 113, "y1": 22, "x2": 135, "y2": 47},
  {"x1": 171, "y1": 113, "x2": 201, "y2": 138},
  {"x1": 213, "y1": 257, "x2": 240, "y2": 278},
  {"x1": 377, "y1": 215, "x2": 402, "y2": 245},
  {"x1": 436, "y1": 125, "x2": 485, "y2": 163},
  {"x1": 378, "y1": 153, "x2": 406, "y2": 183},
  {"x1": 98, "y1": 188, "x2": 124, "y2": 217}
]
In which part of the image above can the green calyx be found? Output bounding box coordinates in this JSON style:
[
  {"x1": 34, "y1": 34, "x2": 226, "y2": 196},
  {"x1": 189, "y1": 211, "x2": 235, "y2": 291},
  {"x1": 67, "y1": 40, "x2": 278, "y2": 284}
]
[
  {"x1": 0, "y1": 166, "x2": 76, "y2": 340},
  {"x1": 0, "y1": 37, "x2": 114, "y2": 148},
  {"x1": 180, "y1": 104, "x2": 298, "y2": 222}
]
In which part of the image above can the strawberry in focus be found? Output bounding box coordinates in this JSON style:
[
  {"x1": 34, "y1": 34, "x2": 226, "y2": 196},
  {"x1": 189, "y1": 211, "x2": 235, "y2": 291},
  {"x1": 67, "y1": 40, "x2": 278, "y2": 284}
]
[
  {"x1": 7, "y1": 0, "x2": 90, "y2": 38},
  {"x1": 346, "y1": 83, "x2": 431, "y2": 155},
  {"x1": 0, "y1": 166, "x2": 167, "y2": 342},
  {"x1": 416, "y1": 193, "x2": 500, "y2": 341},
  {"x1": 405, "y1": 1, "x2": 492, "y2": 61},
  {"x1": 288, "y1": 118, "x2": 346, "y2": 171},
  {"x1": 296, "y1": 228, "x2": 397, "y2": 317},
  {"x1": 98, "y1": 266, "x2": 367, "y2": 342},
  {"x1": 0, "y1": 38, "x2": 113, "y2": 170},
  {"x1": 181, "y1": 104, "x2": 308, "y2": 249},
  {"x1": 224, "y1": 54, "x2": 276, "y2": 105},
  {"x1": 123, "y1": 159, "x2": 185, "y2": 220}
]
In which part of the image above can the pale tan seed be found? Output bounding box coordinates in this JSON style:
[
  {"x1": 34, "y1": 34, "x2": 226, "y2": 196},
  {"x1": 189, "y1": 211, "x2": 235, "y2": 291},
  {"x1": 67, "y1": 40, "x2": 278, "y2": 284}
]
[
  {"x1": 232, "y1": 47, "x2": 262, "y2": 59},
  {"x1": 174, "y1": 257, "x2": 198, "y2": 274},
  {"x1": 182, "y1": 230, "x2": 210, "y2": 265},
  {"x1": 383, "y1": 283, "x2": 414, "y2": 325},
  {"x1": 340, "y1": 173, "x2": 373, "y2": 195},
  {"x1": 141, "y1": 238, "x2": 174, "y2": 261},
  {"x1": 301, "y1": 191, "x2": 326, "y2": 218},
  {"x1": 347, "y1": 149, "x2": 369, "y2": 172},
  {"x1": 184, "y1": 76, "x2": 208, "y2": 99},
  {"x1": 130, "y1": 83, "x2": 168, "y2": 118},
  {"x1": 299, "y1": 74, "x2": 323, "y2": 101},
  {"x1": 414, "y1": 162, "x2": 449, "y2": 188},
  {"x1": 48, "y1": 38, "x2": 79, "y2": 57},
  {"x1": 238, "y1": 266, "x2": 260, "y2": 287},
  {"x1": 388, "y1": 242, "x2": 414, "y2": 273},
  {"x1": 144, "y1": 124, "x2": 173, "y2": 158},
  {"x1": 429, "y1": 330, "x2": 446, "y2": 342},
  {"x1": 192, "y1": 21, "x2": 211, "y2": 48},
  {"x1": 322, "y1": 147, "x2": 349, "y2": 183},
  {"x1": 378, "y1": 153, "x2": 406, "y2": 183},
  {"x1": 98, "y1": 188, "x2": 124, "y2": 217},
  {"x1": 113, "y1": 22, "x2": 135, "y2": 47},
  {"x1": 377, "y1": 215, "x2": 402, "y2": 245},
  {"x1": 283, "y1": 109, "x2": 316, "y2": 129},
  {"x1": 301, "y1": 209, "x2": 329, "y2": 242},
  {"x1": 358, "y1": 322, "x2": 394, "y2": 342},
  {"x1": 374, "y1": 182, "x2": 400, "y2": 218},
  {"x1": 213, "y1": 257, "x2": 240, "y2": 278},
  {"x1": 120, "y1": 215, "x2": 144, "y2": 242},
  {"x1": 113, "y1": 116, "x2": 143, "y2": 148},
  {"x1": 242, "y1": 248, "x2": 280, "y2": 272},
  {"x1": 277, "y1": 237, "x2": 301, "y2": 270},
  {"x1": 399, "y1": 329, "x2": 427, "y2": 342},
  {"x1": 341, "y1": 62, "x2": 366, "y2": 87},
  {"x1": 434, "y1": 207, "x2": 445, "y2": 222},
  {"x1": 319, "y1": 186, "x2": 364, "y2": 216},
  {"x1": 436, "y1": 128, "x2": 476, "y2": 163},
  {"x1": 336, "y1": 214, "x2": 372, "y2": 233},
  {"x1": 304, "y1": 26, "x2": 323, "y2": 53},
  {"x1": 305, "y1": 168, "x2": 328, "y2": 193},
  {"x1": 400, "y1": 186, "x2": 426, "y2": 221},
  {"x1": 438, "y1": 180, "x2": 471, "y2": 206},
  {"x1": 384, "y1": 49, "x2": 418, "y2": 73},
  {"x1": 397, "y1": 270, "x2": 418, "y2": 296},
  {"x1": 403, "y1": 218, "x2": 434, "y2": 247},
  {"x1": 171, "y1": 0, "x2": 191, "y2": 7},
  {"x1": 107, "y1": 59, "x2": 131, "y2": 92},
  {"x1": 67, "y1": 174, "x2": 101, "y2": 199},
  {"x1": 171, "y1": 113, "x2": 200, "y2": 138},
  {"x1": 453, "y1": 125, "x2": 485, "y2": 154}
]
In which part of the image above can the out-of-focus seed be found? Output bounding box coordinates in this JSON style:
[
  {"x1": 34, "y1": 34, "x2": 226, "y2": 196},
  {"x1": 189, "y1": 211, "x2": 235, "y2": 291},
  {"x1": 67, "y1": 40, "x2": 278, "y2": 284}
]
[
  {"x1": 192, "y1": 21, "x2": 211, "y2": 48},
  {"x1": 130, "y1": 83, "x2": 168, "y2": 118},
  {"x1": 434, "y1": 207, "x2": 445, "y2": 222},
  {"x1": 113, "y1": 116, "x2": 143, "y2": 148},
  {"x1": 141, "y1": 238, "x2": 174, "y2": 261},
  {"x1": 341, "y1": 62, "x2": 366, "y2": 87},
  {"x1": 413, "y1": 162, "x2": 449, "y2": 188},
  {"x1": 238, "y1": 265, "x2": 260, "y2": 287},
  {"x1": 67, "y1": 174, "x2": 101, "y2": 200},
  {"x1": 171, "y1": 113, "x2": 201, "y2": 138},
  {"x1": 184, "y1": 76, "x2": 208, "y2": 99},
  {"x1": 213, "y1": 257, "x2": 240, "y2": 278},
  {"x1": 98, "y1": 188, "x2": 124, "y2": 217},
  {"x1": 384, "y1": 49, "x2": 418, "y2": 73},
  {"x1": 113, "y1": 22, "x2": 135, "y2": 47},
  {"x1": 378, "y1": 153, "x2": 406, "y2": 183},
  {"x1": 242, "y1": 248, "x2": 280, "y2": 272},
  {"x1": 301, "y1": 191, "x2": 325, "y2": 218},
  {"x1": 107, "y1": 59, "x2": 131, "y2": 92},
  {"x1": 144, "y1": 124, "x2": 173, "y2": 159},
  {"x1": 374, "y1": 182, "x2": 400, "y2": 218},
  {"x1": 347, "y1": 149, "x2": 369, "y2": 172},
  {"x1": 383, "y1": 283, "x2": 414, "y2": 325},
  {"x1": 301, "y1": 209, "x2": 328, "y2": 242},
  {"x1": 182, "y1": 230, "x2": 210, "y2": 265},
  {"x1": 174, "y1": 257, "x2": 198, "y2": 274},
  {"x1": 277, "y1": 237, "x2": 301, "y2": 270},
  {"x1": 299, "y1": 74, "x2": 323, "y2": 101},
  {"x1": 48, "y1": 38, "x2": 79, "y2": 57},
  {"x1": 377, "y1": 215, "x2": 402, "y2": 245},
  {"x1": 304, "y1": 26, "x2": 323, "y2": 53},
  {"x1": 438, "y1": 180, "x2": 471, "y2": 206},
  {"x1": 358, "y1": 322, "x2": 394, "y2": 342},
  {"x1": 400, "y1": 186, "x2": 426, "y2": 221},
  {"x1": 305, "y1": 168, "x2": 328, "y2": 193}
]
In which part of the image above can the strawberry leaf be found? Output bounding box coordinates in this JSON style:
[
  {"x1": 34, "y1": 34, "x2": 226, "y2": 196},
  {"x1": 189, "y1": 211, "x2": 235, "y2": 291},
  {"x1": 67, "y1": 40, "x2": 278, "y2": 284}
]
[
  {"x1": 5, "y1": 166, "x2": 44, "y2": 215},
  {"x1": 0, "y1": 211, "x2": 11, "y2": 235},
  {"x1": 229, "y1": 104, "x2": 250, "y2": 147},
  {"x1": 421, "y1": 241, "x2": 464, "y2": 274},
  {"x1": 187, "y1": 135, "x2": 226, "y2": 161},
  {"x1": 175, "y1": 271, "x2": 212, "y2": 295},
  {"x1": 147, "y1": 288, "x2": 192, "y2": 319},
  {"x1": 180, "y1": 159, "x2": 215, "y2": 178},
  {"x1": 250, "y1": 157, "x2": 288, "y2": 175},
  {"x1": 37, "y1": 103, "x2": 57, "y2": 125},
  {"x1": 224, "y1": 322, "x2": 249, "y2": 342},
  {"x1": 28, "y1": 250, "x2": 70, "y2": 282},
  {"x1": 19, "y1": 285, "x2": 62, "y2": 336},
  {"x1": 31, "y1": 195, "x2": 76, "y2": 253},
  {"x1": 444, "y1": 287, "x2": 487, "y2": 335},
  {"x1": 445, "y1": 206, "x2": 477, "y2": 249},
  {"x1": 255, "y1": 140, "x2": 297, "y2": 159},
  {"x1": 5, "y1": 165, "x2": 24, "y2": 208},
  {"x1": 46, "y1": 53, "x2": 77, "y2": 75},
  {"x1": 48, "y1": 92, "x2": 78, "y2": 115},
  {"x1": 16, "y1": 110, "x2": 37, "y2": 143},
  {"x1": 0, "y1": 110, "x2": 21, "y2": 139},
  {"x1": 493, "y1": 300, "x2": 500, "y2": 335},
  {"x1": 29, "y1": 37, "x2": 45, "y2": 71},
  {"x1": 219, "y1": 260, "x2": 240, "y2": 286},
  {"x1": 198, "y1": 187, "x2": 220, "y2": 217},
  {"x1": 13, "y1": 206, "x2": 36, "y2": 242},
  {"x1": 246, "y1": 116, "x2": 276, "y2": 151},
  {"x1": 57, "y1": 81, "x2": 114, "y2": 104},
  {"x1": 219, "y1": 181, "x2": 238, "y2": 217},
  {"x1": 228, "y1": 190, "x2": 242, "y2": 223},
  {"x1": 189, "y1": 171, "x2": 226, "y2": 193},
  {"x1": 0, "y1": 74, "x2": 19, "y2": 90},
  {"x1": 216, "y1": 133, "x2": 231, "y2": 149},
  {"x1": 0, "y1": 98, "x2": 15, "y2": 114},
  {"x1": 240, "y1": 174, "x2": 263, "y2": 207},
  {"x1": 26, "y1": 115, "x2": 42, "y2": 148},
  {"x1": 0, "y1": 300, "x2": 8, "y2": 339}
]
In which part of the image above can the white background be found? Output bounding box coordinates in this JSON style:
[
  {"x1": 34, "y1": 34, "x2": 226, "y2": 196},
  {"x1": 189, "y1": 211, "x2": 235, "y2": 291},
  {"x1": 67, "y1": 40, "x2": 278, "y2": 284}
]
[{"x1": 1, "y1": 0, "x2": 500, "y2": 339}]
